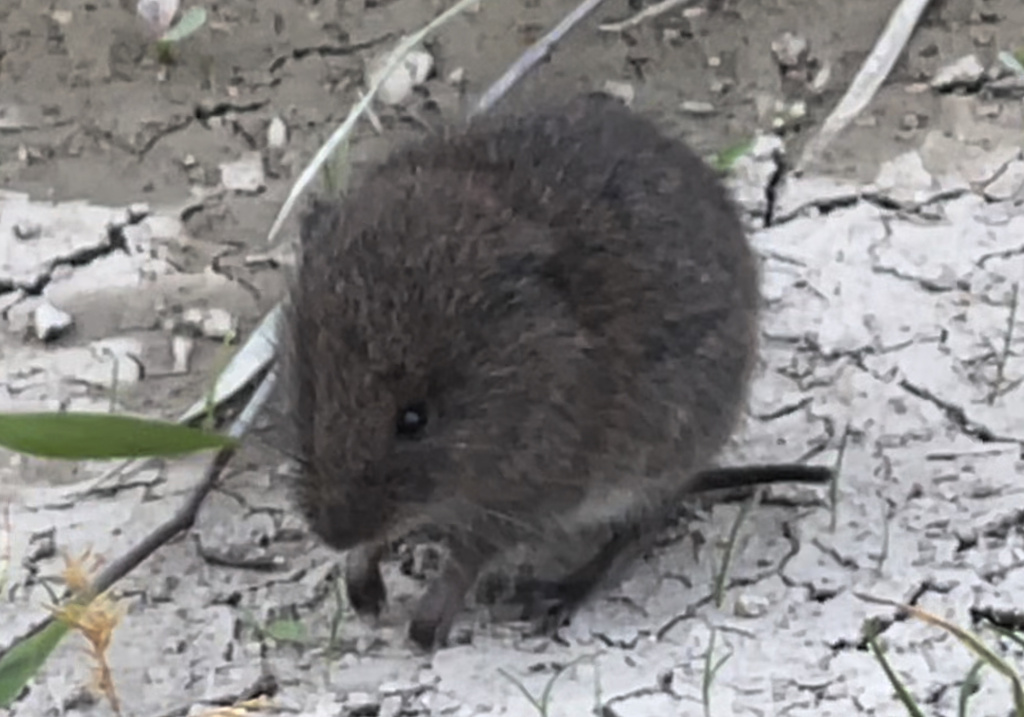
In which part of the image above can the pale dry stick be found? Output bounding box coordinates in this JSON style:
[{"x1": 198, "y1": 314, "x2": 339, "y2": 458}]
[
  {"x1": 356, "y1": 89, "x2": 385, "y2": 134},
  {"x1": 469, "y1": 0, "x2": 611, "y2": 118},
  {"x1": 266, "y1": 0, "x2": 487, "y2": 246},
  {"x1": 796, "y1": 0, "x2": 933, "y2": 172},
  {"x1": 598, "y1": 0, "x2": 693, "y2": 33},
  {"x1": 0, "y1": 370, "x2": 277, "y2": 661}
]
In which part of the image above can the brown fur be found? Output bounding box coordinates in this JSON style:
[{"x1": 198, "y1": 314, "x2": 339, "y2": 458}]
[{"x1": 281, "y1": 93, "x2": 765, "y2": 648}]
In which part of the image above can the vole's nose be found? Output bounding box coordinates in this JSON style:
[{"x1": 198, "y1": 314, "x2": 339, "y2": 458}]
[{"x1": 307, "y1": 490, "x2": 384, "y2": 552}]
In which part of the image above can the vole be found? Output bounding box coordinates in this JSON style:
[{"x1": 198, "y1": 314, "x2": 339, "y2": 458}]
[{"x1": 280, "y1": 92, "x2": 830, "y2": 649}]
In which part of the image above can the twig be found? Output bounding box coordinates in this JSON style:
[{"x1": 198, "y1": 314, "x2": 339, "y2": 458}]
[
  {"x1": 469, "y1": 0, "x2": 611, "y2": 119},
  {"x1": 0, "y1": 371, "x2": 277, "y2": 662},
  {"x1": 796, "y1": 0, "x2": 933, "y2": 172},
  {"x1": 598, "y1": 0, "x2": 693, "y2": 33}
]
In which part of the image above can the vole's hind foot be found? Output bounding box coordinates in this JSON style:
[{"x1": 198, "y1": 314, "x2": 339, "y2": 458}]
[
  {"x1": 408, "y1": 543, "x2": 491, "y2": 650},
  {"x1": 345, "y1": 542, "x2": 388, "y2": 617},
  {"x1": 513, "y1": 523, "x2": 657, "y2": 635}
]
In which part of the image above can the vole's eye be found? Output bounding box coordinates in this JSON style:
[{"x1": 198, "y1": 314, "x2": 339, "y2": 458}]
[{"x1": 396, "y1": 402, "x2": 428, "y2": 438}]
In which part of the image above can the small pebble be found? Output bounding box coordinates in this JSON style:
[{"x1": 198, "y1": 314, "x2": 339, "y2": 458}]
[
  {"x1": 182, "y1": 307, "x2": 237, "y2": 340},
  {"x1": 267, "y1": 117, "x2": 288, "y2": 149},
  {"x1": 447, "y1": 67, "x2": 466, "y2": 85},
  {"x1": 366, "y1": 45, "x2": 434, "y2": 105},
  {"x1": 171, "y1": 335, "x2": 194, "y2": 373},
  {"x1": 33, "y1": 300, "x2": 74, "y2": 341},
  {"x1": 681, "y1": 100, "x2": 716, "y2": 115},
  {"x1": 344, "y1": 691, "x2": 379, "y2": 716},
  {"x1": 219, "y1": 152, "x2": 265, "y2": 194},
  {"x1": 12, "y1": 221, "x2": 41, "y2": 240},
  {"x1": 602, "y1": 80, "x2": 635, "y2": 106},
  {"x1": 379, "y1": 681, "x2": 418, "y2": 696},
  {"x1": 735, "y1": 593, "x2": 770, "y2": 618},
  {"x1": 771, "y1": 32, "x2": 809, "y2": 68},
  {"x1": 931, "y1": 54, "x2": 985, "y2": 90},
  {"x1": 128, "y1": 202, "x2": 150, "y2": 222}
]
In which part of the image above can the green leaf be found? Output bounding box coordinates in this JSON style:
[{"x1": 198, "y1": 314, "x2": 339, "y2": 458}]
[
  {"x1": 161, "y1": 6, "x2": 207, "y2": 43},
  {"x1": 0, "y1": 412, "x2": 236, "y2": 460},
  {"x1": 262, "y1": 619, "x2": 309, "y2": 645},
  {"x1": 0, "y1": 622, "x2": 71, "y2": 707},
  {"x1": 713, "y1": 138, "x2": 754, "y2": 173}
]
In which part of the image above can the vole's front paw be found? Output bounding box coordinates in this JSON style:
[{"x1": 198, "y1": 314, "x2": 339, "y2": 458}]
[
  {"x1": 408, "y1": 574, "x2": 466, "y2": 650},
  {"x1": 345, "y1": 543, "x2": 388, "y2": 617}
]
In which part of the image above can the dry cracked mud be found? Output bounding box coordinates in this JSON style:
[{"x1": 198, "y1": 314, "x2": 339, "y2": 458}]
[{"x1": 3, "y1": 1, "x2": 1024, "y2": 715}]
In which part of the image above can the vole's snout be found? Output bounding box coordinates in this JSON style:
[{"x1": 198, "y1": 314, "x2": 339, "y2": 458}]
[{"x1": 301, "y1": 475, "x2": 387, "y2": 552}]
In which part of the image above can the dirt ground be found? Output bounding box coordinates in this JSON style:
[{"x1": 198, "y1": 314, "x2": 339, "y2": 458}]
[
  {"x1": 4, "y1": 0, "x2": 1024, "y2": 715},
  {"x1": 3, "y1": 0, "x2": 1023, "y2": 418},
  {"x1": 2, "y1": 0, "x2": 1022, "y2": 230}
]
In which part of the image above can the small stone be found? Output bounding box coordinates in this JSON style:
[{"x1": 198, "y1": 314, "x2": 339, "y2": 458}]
[
  {"x1": 602, "y1": 80, "x2": 635, "y2": 106},
  {"x1": 771, "y1": 32, "x2": 809, "y2": 68},
  {"x1": 219, "y1": 152, "x2": 265, "y2": 193},
  {"x1": 267, "y1": 117, "x2": 287, "y2": 149},
  {"x1": 379, "y1": 681, "x2": 418, "y2": 696},
  {"x1": 810, "y1": 62, "x2": 832, "y2": 92},
  {"x1": 343, "y1": 691, "x2": 378, "y2": 716},
  {"x1": 128, "y1": 202, "x2": 150, "y2": 222},
  {"x1": 33, "y1": 300, "x2": 74, "y2": 341},
  {"x1": 447, "y1": 67, "x2": 466, "y2": 85},
  {"x1": 931, "y1": 54, "x2": 985, "y2": 90},
  {"x1": 171, "y1": 335, "x2": 194, "y2": 373},
  {"x1": 735, "y1": 593, "x2": 770, "y2": 618},
  {"x1": 182, "y1": 307, "x2": 237, "y2": 340},
  {"x1": 872, "y1": 150, "x2": 936, "y2": 204},
  {"x1": 366, "y1": 46, "x2": 434, "y2": 105},
  {"x1": 681, "y1": 100, "x2": 716, "y2": 115},
  {"x1": 12, "y1": 221, "x2": 41, "y2": 240}
]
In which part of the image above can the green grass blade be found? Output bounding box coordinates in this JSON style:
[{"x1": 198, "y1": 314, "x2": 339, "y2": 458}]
[
  {"x1": 161, "y1": 7, "x2": 207, "y2": 43},
  {"x1": 867, "y1": 634, "x2": 926, "y2": 717},
  {"x1": 0, "y1": 621, "x2": 71, "y2": 707},
  {"x1": 0, "y1": 412, "x2": 236, "y2": 459},
  {"x1": 990, "y1": 624, "x2": 1024, "y2": 652},
  {"x1": 498, "y1": 668, "x2": 545, "y2": 715},
  {"x1": 958, "y1": 660, "x2": 985, "y2": 717}
]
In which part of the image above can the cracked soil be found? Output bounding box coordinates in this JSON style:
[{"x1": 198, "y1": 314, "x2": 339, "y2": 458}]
[{"x1": 4, "y1": 0, "x2": 1024, "y2": 715}]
